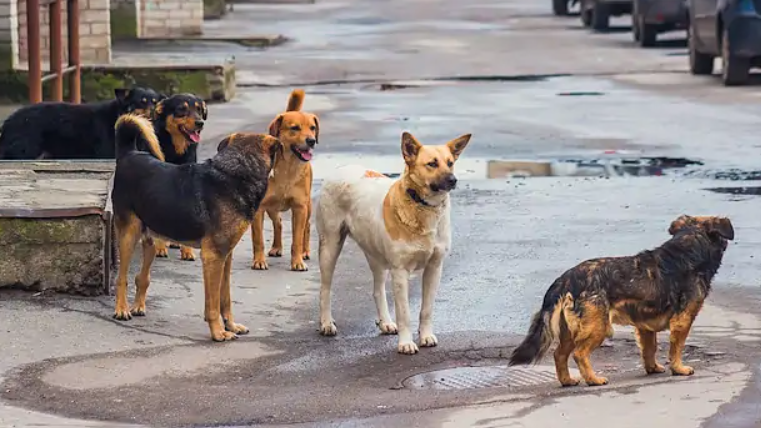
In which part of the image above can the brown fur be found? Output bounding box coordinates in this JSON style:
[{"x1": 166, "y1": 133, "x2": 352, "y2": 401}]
[
  {"x1": 112, "y1": 121, "x2": 280, "y2": 341},
  {"x1": 251, "y1": 89, "x2": 319, "y2": 272},
  {"x1": 509, "y1": 215, "x2": 733, "y2": 386}
]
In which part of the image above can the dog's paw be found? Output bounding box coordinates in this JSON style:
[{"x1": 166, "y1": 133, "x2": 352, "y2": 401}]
[
  {"x1": 671, "y1": 365, "x2": 695, "y2": 376},
  {"x1": 113, "y1": 306, "x2": 132, "y2": 321},
  {"x1": 319, "y1": 320, "x2": 337, "y2": 336},
  {"x1": 303, "y1": 252, "x2": 311, "y2": 261},
  {"x1": 129, "y1": 305, "x2": 147, "y2": 317},
  {"x1": 225, "y1": 321, "x2": 250, "y2": 335},
  {"x1": 155, "y1": 246, "x2": 169, "y2": 258},
  {"x1": 180, "y1": 247, "x2": 196, "y2": 261},
  {"x1": 376, "y1": 320, "x2": 398, "y2": 335},
  {"x1": 560, "y1": 377, "x2": 582, "y2": 387},
  {"x1": 398, "y1": 340, "x2": 419, "y2": 355},
  {"x1": 252, "y1": 259, "x2": 269, "y2": 270},
  {"x1": 585, "y1": 376, "x2": 609, "y2": 386},
  {"x1": 419, "y1": 333, "x2": 438, "y2": 348},
  {"x1": 645, "y1": 363, "x2": 666, "y2": 374},
  {"x1": 211, "y1": 330, "x2": 238, "y2": 342},
  {"x1": 291, "y1": 259, "x2": 308, "y2": 271},
  {"x1": 268, "y1": 247, "x2": 283, "y2": 257}
]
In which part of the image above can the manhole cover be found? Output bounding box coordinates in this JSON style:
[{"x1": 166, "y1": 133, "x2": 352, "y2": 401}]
[{"x1": 402, "y1": 365, "x2": 577, "y2": 390}]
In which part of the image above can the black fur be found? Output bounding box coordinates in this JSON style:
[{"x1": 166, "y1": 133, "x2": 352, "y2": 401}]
[
  {"x1": 112, "y1": 117, "x2": 279, "y2": 244},
  {"x1": 509, "y1": 215, "x2": 733, "y2": 366},
  {"x1": 152, "y1": 93, "x2": 207, "y2": 165},
  {"x1": 0, "y1": 87, "x2": 164, "y2": 160}
]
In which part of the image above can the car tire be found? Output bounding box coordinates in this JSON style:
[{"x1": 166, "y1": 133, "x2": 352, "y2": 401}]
[
  {"x1": 639, "y1": 19, "x2": 658, "y2": 47},
  {"x1": 688, "y1": 25, "x2": 714, "y2": 75},
  {"x1": 591, "y1": 2, "x2": 610, "y2": 31},
  {"x1": 581, "y1": 1, "x2": 593, "y2": 26},
  {"x1": 721, "y1": 28, "x2": 750, "y2": 86},
  {"x1": 553, "y1": 0, "x2": 570, "y2": 16}
]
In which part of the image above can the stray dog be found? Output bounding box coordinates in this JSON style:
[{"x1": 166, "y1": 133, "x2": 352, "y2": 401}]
[
  {"x1": 316, "y1": 131, "x2": 471, "y2": 354},
  {"x1": 509, "y1": 215, "x2": 734, "y2": 387},
  {"x1": 149, "y1": 93, "x2": 209, "y2": 262},
  {"x1": 111, "y1": 114, "x2": 280, "y2": 341},
  {"x1": 0, "y1": 87, "x2": 163, "y2": 160},
  {"x1": 251, "y1": 89, "x2": 317, "y2": 272}
]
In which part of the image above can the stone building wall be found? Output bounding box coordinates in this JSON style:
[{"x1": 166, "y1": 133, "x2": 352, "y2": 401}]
[{"x1": 140, "y1": 0, "x2": 203, "y2": 38}]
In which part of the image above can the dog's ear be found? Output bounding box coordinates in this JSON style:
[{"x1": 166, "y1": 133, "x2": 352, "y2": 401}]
[
  {"x1": 668, "y1": 215, "x2": 691, "y2": 236},
  {"x1": 446, "y1": 134, "x2": 472, "y2": 161},
  {"x1": 217, "y1": 134, "x2": 236, "y2": 153},
  {"x1": 268, "y1": 115, "x2": 284, "y2": 137},
  {"x1": 114, "y1": 88, "x2": 131, "y2": 103},
  {"x1": 158, "y1": 92, "x2": 168, "y2": 101},
  {"x1": 708, "y1": 217, "x2": 735, "y2": 240},
  {"x1": 312, "y1": 114, "x2": 320, "y2": 144},
  {"x1": 401, "y1": 132, "x2": 422, "y2": 166},
  {"x1": 200, "y1": 100, "x2": 208, "y2": 121}
]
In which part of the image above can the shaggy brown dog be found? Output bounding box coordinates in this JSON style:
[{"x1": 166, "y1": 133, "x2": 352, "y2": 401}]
[
  {"x1": 509, "y1": 215, "x2": 734, "y2": 386},
  {"x1": 251, "y1": 89, "x2": 318, "y2": 272}
]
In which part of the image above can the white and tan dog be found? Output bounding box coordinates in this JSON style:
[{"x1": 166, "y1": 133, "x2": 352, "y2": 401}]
[{"x1": 315, "y1": 131, "x2": 471, "y2": 354}]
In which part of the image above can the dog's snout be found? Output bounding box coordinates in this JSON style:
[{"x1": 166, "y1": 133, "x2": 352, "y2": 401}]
[
  {"x1": 306, "y1": 137, "x2": 317, "y2": 148},
  {"x1": 196, "y1": 120, "x2": 205, "y2": 129},
  {"x1": 445, "y1": 174, "x2": 457, "y2": 188}
]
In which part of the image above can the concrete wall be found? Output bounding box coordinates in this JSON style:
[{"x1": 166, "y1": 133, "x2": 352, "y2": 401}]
[
  {"x1": 13, "y1": 0, "x2": 111, "y2": 68},
  {"x1": 139, "y1": 0, "x2": 203, "y2": 37},
  {"x1": 0, "y1": 0, "x2": 19, "y2": 69}
]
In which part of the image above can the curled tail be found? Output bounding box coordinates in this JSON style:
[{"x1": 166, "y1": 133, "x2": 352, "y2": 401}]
[
  {"x1": 114, "y1": 114, "x2": 164, "y2": 161},
  {"x1": 286, "y1": 89, "x2": 305, "y2": 112},
  {"x1": 508, "y1": 280, "x2": 569, "y2": 366}
]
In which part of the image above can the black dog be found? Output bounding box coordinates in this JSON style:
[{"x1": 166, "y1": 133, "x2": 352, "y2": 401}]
[
  {"x1": 0, "y1": 87, "x2": 164, "y2": 160},
  {"x1": 149, "y1": 93, "x2": 208, "y2": 261},
  {"x1": 111, "y1": 114, "x2": 280, "y2": 342}
]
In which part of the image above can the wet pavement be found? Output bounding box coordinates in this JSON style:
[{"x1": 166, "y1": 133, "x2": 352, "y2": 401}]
[{"x1": 4, "y1": 0, "x2": 761, "y2": 427}]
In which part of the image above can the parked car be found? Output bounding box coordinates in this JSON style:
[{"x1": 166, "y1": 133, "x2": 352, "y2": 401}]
[
  {"x1": 688, "y1": 0, "x2": 761, "y2": 85},
  {"x1": 554, "y1": 0, "x2": 580, "y2": 15},
  {"x1": 631, "y1": 0, "x2": 690, "y2": 46},
  {"x1": 580, "y1": 0, "x2": 633, "y2": 31}
]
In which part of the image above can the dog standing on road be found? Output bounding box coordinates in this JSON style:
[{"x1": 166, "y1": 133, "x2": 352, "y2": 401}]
[
  {"x1": 509, "y1": 215, "x2": 734, "y2": 387},
  {"x1": 315, "y1": 131, "x2": 472, "y2": 354},
  {"x1": 251, "y1": 89, "x2": 318, "y2": 272},
  {"x1": 111, "y1": 114, "x2": 280, "y2": 341}
]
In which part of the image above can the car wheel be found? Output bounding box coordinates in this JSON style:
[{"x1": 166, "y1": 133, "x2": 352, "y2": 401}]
[
  {"x1": 591, "y1": 2, "x2": 610, "y2": 31},
  {"x1": 688, "y1": 25, "x2": 714, "y2": 75},
  {"x1": 721, "y1": 28, "x2": 750, "y2": 86},
  {"x1": 639, "y1": 18, "x2": 658, "y2": 47},
  {"x1": 553, "y1": 0, "x2": 570, "y2": 16}
]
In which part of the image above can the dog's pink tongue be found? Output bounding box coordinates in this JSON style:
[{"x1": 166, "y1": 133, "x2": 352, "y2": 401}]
[
  {"x1": 300, "y1": 149, "x2": 313, "y2": 161},
  {"x1": 189, "y1": 131, "x2": 201, "y2": 144}
]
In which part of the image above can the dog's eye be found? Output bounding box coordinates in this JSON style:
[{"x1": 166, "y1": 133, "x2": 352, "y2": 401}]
[
  {"x1": 427, "y1": 160, "x2": 438, "y2": 168},
  {"x1": 290, "y1": 125, "x2": 301, "y2": 131},
  {"x1": 310, "y1": 126, "x2": 316, "y2": 131},
  {"x1": 447, "y1": 160, "x2": 454, "y2": 167}
]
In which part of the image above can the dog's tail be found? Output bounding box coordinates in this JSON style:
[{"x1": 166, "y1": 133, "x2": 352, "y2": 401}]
[
  {"x1": 286, "y1": 89, "x2": 305, "y2": 112},
  {"x1": 508, "y1": 279, "x2": 570, "y2": 366},
  {"x1": 114, "y1": 114, "x2": 164, "y2": 161}
]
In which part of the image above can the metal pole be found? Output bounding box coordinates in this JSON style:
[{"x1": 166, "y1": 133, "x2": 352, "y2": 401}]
[
  {"x1": 49, "y1": 0, "x2": 63, "y2": 101},
  {"x1": 26, "y1": 0, "x2": 42, "y2": 104},
  {"x1": 67, "y1": 0, "x2": 80, "y2": 104}
]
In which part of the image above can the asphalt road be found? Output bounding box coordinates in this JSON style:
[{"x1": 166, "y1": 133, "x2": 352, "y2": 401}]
[{"x1": 3, "y1": 0, "x2": 761, "y2": 427}]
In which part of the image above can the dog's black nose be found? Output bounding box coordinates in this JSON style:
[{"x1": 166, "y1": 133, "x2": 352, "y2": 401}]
[
  {"x1": 446, "y1": 174, "x2": 457, "y2": 188},
  {"x1": 306, "y1": 138, "x2": 317, "y2": 147},
  {"x1": 196, "y1": 120, "x2": 205, "y2": 129}
]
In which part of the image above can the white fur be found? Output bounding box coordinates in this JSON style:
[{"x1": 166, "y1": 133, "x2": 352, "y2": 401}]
[{"x1": 315, "y1": 165, "x2": 452, "y2": 354}]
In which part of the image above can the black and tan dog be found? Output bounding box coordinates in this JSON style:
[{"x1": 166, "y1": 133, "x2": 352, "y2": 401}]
[
  {"x1": 0, "y1": 87, "x2": 163, "y2": 160},
  {"x1": 148, "y1": 93, "x2": 208, "y2": 262},
  {"x1": 111, "y1": 114, "x2": 280, "y2": 341},
  {"x1": 509, "y1": 215, "x2": 734, "y2": 387},
  {"x1": 251, "y1": 89, "x2": 318, "y2": 272}
]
